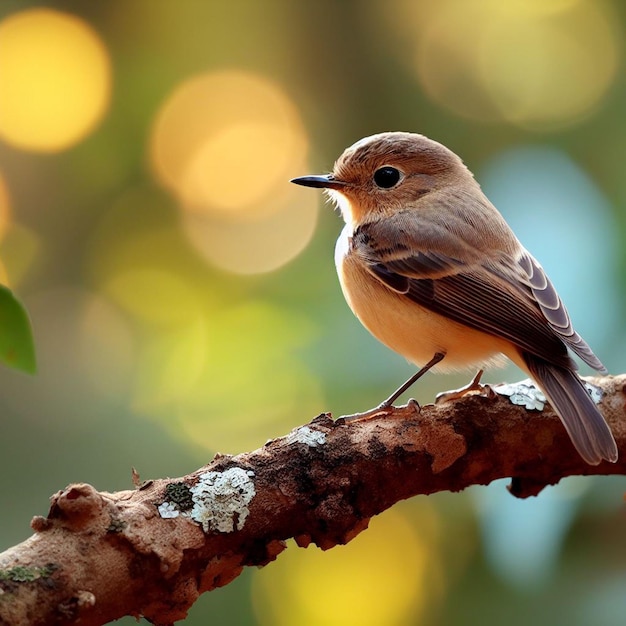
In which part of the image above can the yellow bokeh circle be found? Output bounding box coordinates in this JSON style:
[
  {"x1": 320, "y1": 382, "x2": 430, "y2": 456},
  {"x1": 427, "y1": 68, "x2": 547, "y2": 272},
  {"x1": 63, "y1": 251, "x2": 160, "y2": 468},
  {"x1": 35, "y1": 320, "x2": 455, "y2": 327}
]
[
  {"x1": 182, "y1": 121, "x2": 304, "y2": 214},
  {"x1": 150, "y1": 70, "x2": 308, "y2": 219},
  {"x1": 0, "y1": 9, "x2": 112, "y2": 152},
  {"x1": 478, "y1": 1, "x2": 619, "y2": 127},
  {"x1": 252, "y1": 506, "x2": 443, "y2": 626},
  {"x1": 131, "y1": 300, "x2": 323, "y2": 453},
  {"x1": 182, "y1": 185, "x2": 318, "y2": 275},
  {"x1": 388, "y1": 0, "x2": 620, "y2": 129}
]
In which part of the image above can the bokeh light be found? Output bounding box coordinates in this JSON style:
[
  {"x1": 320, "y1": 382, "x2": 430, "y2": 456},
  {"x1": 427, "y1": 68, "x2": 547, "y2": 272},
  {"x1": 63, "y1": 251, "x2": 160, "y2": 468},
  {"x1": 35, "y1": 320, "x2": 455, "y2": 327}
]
[
  {"x1": 473, "y1": 479, "x2": 586, "y2": 589},
  {"x1": 0, "y1": 9, "x2": 112, "y2": 152},
  {"x1": 87, "y1": 185, "x2": 323, "y2": 452},
  {"x1": 182, "y1": 122, "x2": 301, "y2": 214},
  {"x1": 139, "y1": 300, "x2": 324, "y2": 453},
  {"x1": 252, "y1": 504, "x2": 443, "y2": 626},
  {"x1": 132, "y1": 316, "x2": 209, "y2": 412},
  {"x1": 87, "y1": 185, "x2": 219, "y2": 329},
  {"x1": 183, "y1": 186, "x2": 318, "y2": 275},
  {"x1": 479, "y1": 145, "x2": 620, "y2": 355},
  {"x1": 151, "y1": 70, "x2": 308, "y2": 218},
  {"x1": 385, "y1": 0, "x2": 620, "y2": 129},
  {"x1": 150, "y1": 69, "x2": 315, "y2": 275}
]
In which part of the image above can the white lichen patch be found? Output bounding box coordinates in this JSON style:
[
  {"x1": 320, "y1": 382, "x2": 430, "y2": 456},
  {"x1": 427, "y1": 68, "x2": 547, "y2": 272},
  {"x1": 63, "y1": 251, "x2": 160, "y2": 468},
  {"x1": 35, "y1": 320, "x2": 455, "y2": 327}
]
[
  {"x1": 158, "y1": 501, "x2": 181, "y2": 519},
  {"x1": 189, "y1": 467, "x2": 256, "y2": 533},
  {"x1": 493, "y1": 379, "x2": 546, "y2": 411},
  {"x1": 494, "y1": 378, "x2": 603, "y2": 411},
  {"x1": 286, "y1": 425, "x2": 327, "y2": 448}
]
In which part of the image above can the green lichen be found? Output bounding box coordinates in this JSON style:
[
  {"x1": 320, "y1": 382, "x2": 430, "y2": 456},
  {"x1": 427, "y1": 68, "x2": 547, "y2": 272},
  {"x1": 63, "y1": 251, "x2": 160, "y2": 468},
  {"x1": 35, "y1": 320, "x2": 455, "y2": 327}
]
[
  {"x1": 0, "y1": 563, "x2": 57, "y2": 583},
  {"x1": 165, "y1": 481, "x2": 194, "y2": 510},
  {"x1": 0, "y1": 566, "x2": 37, "y2": 582}
]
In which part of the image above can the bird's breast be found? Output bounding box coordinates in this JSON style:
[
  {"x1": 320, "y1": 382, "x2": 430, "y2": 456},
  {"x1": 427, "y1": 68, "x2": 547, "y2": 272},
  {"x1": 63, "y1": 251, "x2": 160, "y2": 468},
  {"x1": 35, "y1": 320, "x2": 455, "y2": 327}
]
[{"x1": 334, "y1": 227, "x2": 510, "y2": 371}]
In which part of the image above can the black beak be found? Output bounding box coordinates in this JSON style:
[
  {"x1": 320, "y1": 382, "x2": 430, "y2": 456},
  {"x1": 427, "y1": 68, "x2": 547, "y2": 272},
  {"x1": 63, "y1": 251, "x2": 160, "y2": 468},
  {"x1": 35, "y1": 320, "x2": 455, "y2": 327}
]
[{"x1": 290, "y1": 174, "x2": 347, "y2": 190}]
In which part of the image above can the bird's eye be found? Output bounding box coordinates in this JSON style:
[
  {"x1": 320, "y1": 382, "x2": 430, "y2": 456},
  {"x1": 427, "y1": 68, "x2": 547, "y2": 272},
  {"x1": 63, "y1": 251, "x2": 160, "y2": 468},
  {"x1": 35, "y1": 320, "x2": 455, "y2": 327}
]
[{"x1": 373, "y1": 166, "x2": 401, "y2": 189}]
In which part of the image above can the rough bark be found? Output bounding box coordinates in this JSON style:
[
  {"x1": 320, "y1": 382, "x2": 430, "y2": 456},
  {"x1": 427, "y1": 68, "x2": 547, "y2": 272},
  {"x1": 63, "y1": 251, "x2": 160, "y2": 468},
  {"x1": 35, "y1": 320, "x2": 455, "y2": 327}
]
[{"x1": 1, "y1": 375, "x2": 625, "y2": 626}]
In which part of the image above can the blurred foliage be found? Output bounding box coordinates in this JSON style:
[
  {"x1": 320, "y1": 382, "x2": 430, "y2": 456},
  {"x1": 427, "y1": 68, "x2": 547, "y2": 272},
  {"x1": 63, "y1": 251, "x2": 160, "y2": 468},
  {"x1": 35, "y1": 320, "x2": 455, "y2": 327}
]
[
  {"x1": 0, "y1": 1, "x2": 625, "y2": 625},
  {"x1": 0, "y1": 285, "x2": 35, "y2": 373}
]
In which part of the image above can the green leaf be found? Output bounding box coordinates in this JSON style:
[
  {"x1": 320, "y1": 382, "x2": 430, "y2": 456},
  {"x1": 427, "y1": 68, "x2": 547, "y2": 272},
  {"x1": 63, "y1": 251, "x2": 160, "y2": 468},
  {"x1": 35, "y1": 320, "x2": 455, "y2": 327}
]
[{"x1": 0, "y1": 285, "x2": 36, "y2": 374}]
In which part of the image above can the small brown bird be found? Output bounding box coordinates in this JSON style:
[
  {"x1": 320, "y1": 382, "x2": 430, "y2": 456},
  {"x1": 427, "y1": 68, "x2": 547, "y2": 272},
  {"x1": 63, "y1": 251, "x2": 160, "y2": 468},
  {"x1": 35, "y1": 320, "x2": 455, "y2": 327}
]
[{"x1": 291, "y1": 131, "x2": 617, "y2": 465}]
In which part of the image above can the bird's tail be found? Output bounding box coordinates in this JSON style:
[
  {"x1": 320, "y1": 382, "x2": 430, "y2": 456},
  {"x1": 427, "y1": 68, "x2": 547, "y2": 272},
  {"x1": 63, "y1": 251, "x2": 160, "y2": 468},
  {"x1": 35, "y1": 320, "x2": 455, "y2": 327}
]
[{"x1": 522, "y1": 354, "x2": 618, "y2": 465}]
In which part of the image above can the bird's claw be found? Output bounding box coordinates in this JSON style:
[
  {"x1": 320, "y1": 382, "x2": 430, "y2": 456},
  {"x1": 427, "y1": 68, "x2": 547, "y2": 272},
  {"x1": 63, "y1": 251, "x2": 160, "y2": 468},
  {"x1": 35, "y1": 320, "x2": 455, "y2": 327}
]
[
  {"x1": 339, "y1": 398, "x2": 420, "y2": 423},
  {"x1": 339, "y1": 403, "x2": 394, "y2": 423},
  {"x1": 435, "y1": 369, "x2": 496, "y2": 404},
  {"x1": 407, "y1": 398, "x2": 421, "y2": 414}
]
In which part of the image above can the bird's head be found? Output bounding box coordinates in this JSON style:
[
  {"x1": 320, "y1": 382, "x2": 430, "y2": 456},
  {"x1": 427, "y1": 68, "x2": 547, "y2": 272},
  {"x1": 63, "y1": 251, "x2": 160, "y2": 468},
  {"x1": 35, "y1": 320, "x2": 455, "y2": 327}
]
[{"x1": 291, "y1": 131, "x2": 472, "y2": 226}]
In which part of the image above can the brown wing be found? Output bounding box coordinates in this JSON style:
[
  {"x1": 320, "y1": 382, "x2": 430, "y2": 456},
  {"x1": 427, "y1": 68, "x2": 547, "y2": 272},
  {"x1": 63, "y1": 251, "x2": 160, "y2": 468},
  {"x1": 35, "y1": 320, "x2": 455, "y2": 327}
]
[
  {"x1": 517, "y1": 252, "x2": 606, "y2": 372},
  {"x1": 354, "y1": 218, "x2": 605, "y2": 371},
  {"x1": 369, "y1": 258, "x2": 575, "y2": 369}
]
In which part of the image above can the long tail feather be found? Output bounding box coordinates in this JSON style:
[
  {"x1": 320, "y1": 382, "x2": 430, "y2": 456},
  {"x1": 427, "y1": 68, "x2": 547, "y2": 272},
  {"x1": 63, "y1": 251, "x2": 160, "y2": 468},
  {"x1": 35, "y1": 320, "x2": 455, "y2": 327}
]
[{"x1": 523, "y1": 354, "x2": 617, "y2": 465}]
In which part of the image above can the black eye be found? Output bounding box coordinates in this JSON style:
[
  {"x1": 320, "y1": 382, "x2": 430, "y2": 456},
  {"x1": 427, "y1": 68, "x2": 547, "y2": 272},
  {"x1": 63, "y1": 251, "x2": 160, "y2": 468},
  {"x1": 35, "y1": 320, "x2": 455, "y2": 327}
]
[{"x1": 373, "y1": 166, "x2": 401, "y2": 189}]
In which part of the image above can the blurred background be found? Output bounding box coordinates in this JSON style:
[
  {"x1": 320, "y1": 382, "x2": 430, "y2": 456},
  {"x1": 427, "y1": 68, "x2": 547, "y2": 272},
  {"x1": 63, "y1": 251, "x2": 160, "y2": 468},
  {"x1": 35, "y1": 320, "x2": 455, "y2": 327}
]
[{"x1": 0, "y1": 0, "x2": 625, "y2": 624}]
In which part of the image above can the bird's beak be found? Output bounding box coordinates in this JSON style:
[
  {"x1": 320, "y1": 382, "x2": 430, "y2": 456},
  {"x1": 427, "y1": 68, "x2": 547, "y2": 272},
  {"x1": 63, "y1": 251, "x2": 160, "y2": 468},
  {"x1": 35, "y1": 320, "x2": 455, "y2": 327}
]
[{"x1": 290, "y1": 174, "x2": 348, "y2": 190}]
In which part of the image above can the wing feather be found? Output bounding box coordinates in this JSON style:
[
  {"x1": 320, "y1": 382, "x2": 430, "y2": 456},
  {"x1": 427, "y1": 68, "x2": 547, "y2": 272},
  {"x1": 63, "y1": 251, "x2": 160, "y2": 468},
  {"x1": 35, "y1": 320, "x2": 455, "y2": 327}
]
[
  {"x1": 517, "y1": 252, "x2": 607, "y2": 373},
  {"x1": 354, "y1": 217, "x2": 605, "y2": 372}
]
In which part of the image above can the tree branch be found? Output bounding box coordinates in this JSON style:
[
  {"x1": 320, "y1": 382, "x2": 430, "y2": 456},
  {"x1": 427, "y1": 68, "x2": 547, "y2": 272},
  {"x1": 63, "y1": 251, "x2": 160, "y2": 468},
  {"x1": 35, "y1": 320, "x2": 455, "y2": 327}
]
[{"x1": 1, "y1": 374, "x2": 625, "y2": 626}]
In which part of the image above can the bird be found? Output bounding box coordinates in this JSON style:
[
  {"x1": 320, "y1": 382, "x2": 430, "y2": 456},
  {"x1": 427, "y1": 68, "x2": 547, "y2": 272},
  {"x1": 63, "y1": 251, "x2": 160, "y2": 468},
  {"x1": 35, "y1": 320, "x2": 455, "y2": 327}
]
[{"x1": 291, "y1": 131, "x2": 618, "y2": 466}]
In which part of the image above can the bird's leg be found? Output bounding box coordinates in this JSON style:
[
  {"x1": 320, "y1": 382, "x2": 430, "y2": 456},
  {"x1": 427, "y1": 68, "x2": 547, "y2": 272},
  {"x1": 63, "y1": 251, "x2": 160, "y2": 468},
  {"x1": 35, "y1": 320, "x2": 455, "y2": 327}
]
[
  {"x1": 435, "y1": 369, "x2": 496, "y2": 404},
  {"x1": 380, "y1": 352, "x2": 446, "y2": 407},
  {"x1": 340, "y1": 352, "x2": 445, "y2": 422}
]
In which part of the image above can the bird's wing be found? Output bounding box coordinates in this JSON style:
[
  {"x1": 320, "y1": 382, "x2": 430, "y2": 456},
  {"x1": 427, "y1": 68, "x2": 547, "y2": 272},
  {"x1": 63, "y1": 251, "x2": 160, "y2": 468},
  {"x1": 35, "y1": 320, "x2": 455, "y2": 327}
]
[
  {"x1": 353, "y1": 218, "x2": 605, "y2": 371},
  {"x1": 517, "y1": 251, "x2": 607, "y2": 372}
]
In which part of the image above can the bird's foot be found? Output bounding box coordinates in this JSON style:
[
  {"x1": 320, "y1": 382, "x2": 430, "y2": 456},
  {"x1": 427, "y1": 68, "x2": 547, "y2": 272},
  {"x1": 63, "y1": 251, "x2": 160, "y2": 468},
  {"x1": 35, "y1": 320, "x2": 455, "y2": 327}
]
[
  {"x1": 339, "y1": 403, "x2": 394, "y2": 423},
  {"x1": 339, "y1": 398, "x2": 420, "y2": 423},
  {"x1": 435, "y1": 369, "x2": 496, "y2": 404}
]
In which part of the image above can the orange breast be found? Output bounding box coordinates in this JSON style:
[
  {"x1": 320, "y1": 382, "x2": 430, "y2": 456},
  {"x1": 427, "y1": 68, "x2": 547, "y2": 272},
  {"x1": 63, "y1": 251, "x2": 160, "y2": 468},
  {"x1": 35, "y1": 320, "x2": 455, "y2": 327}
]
[{"x1": 334, "y1": 228, "x2": 512, "y2": 372}]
